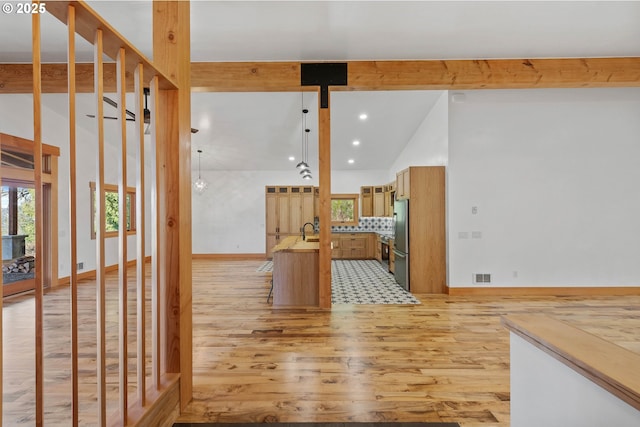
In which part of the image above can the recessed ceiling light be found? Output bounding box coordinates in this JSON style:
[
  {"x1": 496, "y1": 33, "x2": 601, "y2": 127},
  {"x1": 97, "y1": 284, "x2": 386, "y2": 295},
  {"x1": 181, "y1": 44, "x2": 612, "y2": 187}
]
[
  {"x1": 348, "y1": 159, "x2": 355, "y2": 164},
  {"x1": 352, "y1": 140, "x2": 360, "y2": 146},
  {"x1": 359, "y1": 113, "x2": 368, "y2": 120},
  {"x1": 288, "y1": 156, "x2": 295, "y2": 161}
]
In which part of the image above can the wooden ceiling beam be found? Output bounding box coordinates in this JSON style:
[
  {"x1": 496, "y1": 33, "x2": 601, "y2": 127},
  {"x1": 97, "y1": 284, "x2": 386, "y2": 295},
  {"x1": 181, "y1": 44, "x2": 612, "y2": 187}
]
[
  {"x1": 2, "y1": 57, "x2": 640, "y2": 94},
  {"x1": 347, "y1": 58, "x2": 640, "y2": 90},
  {"x1": 0, "y1": 63, "x2": 124, "y2": 93}
]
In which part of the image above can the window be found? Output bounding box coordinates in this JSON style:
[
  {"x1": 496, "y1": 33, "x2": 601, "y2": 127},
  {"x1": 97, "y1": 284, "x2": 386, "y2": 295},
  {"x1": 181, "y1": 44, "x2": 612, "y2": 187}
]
[
  {"x1": 90, "y1": 182, "x2": 136, "y2": 239},
  {"x1": 331, "y1": 193, "x2": 359, "y2": 226}
]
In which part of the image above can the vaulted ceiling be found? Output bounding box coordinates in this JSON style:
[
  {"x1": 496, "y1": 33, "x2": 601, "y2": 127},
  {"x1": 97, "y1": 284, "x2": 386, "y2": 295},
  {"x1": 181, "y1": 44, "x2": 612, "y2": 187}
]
[{"x1": 2, "y1": 1, "x2": 640, "y2": 171}]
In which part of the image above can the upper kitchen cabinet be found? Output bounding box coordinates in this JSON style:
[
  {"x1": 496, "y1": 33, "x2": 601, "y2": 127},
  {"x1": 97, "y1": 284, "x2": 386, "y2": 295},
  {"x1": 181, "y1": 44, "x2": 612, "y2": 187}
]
[
  {"x1": 360, "y1": 186, "x2": 373, "y2": 217},
  {"x1": 384, "y1": 182, "x2": 395, "y2": 217},
  {"x1": 373, "y1": 186, "x2": 385, "y2": 217},
  {"x1": 361, "y1": 184, "x2": 394, "y2": 217},
  {"x1": 289, "y1": 186, "x2": 315, "y2": 236},
  {"x1": 265, "y1": 186, "x2": 315, "y2": 258},
  {"x1": 396, "y1": 168, "x2": 411, "y2": 200}
]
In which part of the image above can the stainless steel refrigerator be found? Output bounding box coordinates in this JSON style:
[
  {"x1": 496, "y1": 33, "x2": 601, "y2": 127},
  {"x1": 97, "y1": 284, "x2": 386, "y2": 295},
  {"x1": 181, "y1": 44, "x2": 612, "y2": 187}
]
[{"x1": 393, "y1": 199, "x2": 409, "y2": 290}]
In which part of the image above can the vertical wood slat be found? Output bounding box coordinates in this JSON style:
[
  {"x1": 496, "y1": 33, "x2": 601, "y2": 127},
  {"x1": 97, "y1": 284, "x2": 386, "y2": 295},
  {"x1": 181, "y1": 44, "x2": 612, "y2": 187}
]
[
  {"x1": 94, "y1": 28, "x2": 107, "y2": 427},
  {"x1": 134, "y1": 64, "x2": 147, "y2": 406},
  {"x1": 318, "y1": 89, "x2": 332, "y2": 309},
  {"x1": 32, "y1": 6, "x2": 45, "y2": 427},
  {"x1": 116, "y1": 47, "x2": 129, "y2": 423},
  {"x1": 149, "y1": 76, "x2": 162, "y2": 389},
  {"x1": 66, "y1": 5, "x2": 79, "y2": 426}
]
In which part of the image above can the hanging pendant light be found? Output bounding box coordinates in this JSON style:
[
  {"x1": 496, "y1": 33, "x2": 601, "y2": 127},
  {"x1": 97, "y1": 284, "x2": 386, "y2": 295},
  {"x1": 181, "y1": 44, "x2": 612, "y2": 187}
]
[
  {"x1": 193, "y1": 149, "x2": 208, "y2": 194},
  {"x1": 296, "y1": 103, "x2": 310, "y2": 171}
]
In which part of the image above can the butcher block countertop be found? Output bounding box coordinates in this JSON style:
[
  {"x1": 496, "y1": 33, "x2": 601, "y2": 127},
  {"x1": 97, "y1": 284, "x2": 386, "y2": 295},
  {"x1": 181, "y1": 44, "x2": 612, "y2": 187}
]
[
  {"x1": 272, "y1": 235, "x2": 319, "y2": 253},
  {"x1": 502, "y1": 314, "x2": 640, "y2": 411}
]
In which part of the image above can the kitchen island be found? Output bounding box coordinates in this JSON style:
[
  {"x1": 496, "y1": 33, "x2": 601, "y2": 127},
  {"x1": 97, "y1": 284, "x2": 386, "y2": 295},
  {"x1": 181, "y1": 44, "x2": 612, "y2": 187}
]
[{"x1": 271, "y1": 235, "x2": 319, "y2": 307}]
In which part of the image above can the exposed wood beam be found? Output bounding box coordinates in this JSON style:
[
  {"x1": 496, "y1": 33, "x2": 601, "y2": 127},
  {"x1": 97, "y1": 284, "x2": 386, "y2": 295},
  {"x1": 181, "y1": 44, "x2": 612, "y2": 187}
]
[
  {"x1": 191, "y1": 61, "x2": 301, "y2": 92},
  {"x1": 192, "y1": 57, "x2": 640, "y2": 91},
  {"x1": 3, "y1": 57, "x2": 640, "y2": 94},
  {"x1": 0, "y1": 63, "x2": 122, "y2": 94},
  {"x1": 348, "y1": 58, "x2": 640, "y2": 90}
]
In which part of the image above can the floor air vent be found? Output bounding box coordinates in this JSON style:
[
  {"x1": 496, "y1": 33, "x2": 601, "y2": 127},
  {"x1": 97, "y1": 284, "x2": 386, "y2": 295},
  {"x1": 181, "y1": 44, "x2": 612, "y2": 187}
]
[{"x1": 474, "y1": 273, "x2": 491, "y2": 284}]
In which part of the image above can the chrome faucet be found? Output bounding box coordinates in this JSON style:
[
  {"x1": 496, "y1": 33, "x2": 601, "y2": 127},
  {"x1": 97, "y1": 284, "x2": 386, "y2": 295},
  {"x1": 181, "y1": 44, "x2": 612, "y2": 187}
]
[{"x1": 302, "y1": 222, "x2": 315, "y2": 240}]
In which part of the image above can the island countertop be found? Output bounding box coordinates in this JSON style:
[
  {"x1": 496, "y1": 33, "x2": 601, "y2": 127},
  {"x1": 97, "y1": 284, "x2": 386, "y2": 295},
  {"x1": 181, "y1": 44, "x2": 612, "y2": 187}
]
[{"x1": 272, "y1": 235, "x2": 319, "y2": 253}]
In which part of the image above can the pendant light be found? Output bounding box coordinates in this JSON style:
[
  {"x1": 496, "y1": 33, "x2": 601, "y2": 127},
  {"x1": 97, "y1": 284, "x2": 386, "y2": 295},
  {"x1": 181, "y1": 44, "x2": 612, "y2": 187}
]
[
  {"x1": 193, "y1": 149, "x2": 208, "y2": 194},
  {"x1": 296, "y1": 102, "x2": 310, "y2": 171},
  {"x1": 301, "y1": 128, "x2": 312, "y2": 179}
]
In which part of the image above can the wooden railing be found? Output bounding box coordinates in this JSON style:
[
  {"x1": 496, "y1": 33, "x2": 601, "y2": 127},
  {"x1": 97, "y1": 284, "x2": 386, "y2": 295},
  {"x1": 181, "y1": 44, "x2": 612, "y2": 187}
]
[{"x1": 0, "y1": 1, "x2": 189, "y2": 425}]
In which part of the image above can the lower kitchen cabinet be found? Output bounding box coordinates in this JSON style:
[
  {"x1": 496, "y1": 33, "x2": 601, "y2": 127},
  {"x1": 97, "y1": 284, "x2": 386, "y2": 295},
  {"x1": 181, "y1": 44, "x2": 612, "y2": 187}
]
[
  {"x1": 388, "y1": 238, "x2": 395, "y2": 273},
  {"x1": 331, "y1": 233, "x2": 376, "y2": 259}
]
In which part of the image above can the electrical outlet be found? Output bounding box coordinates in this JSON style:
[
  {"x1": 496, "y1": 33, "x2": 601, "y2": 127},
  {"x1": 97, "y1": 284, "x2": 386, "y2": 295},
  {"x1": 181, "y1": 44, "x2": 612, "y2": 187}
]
[{"x1": 77, "y1": 262, "x2": 84, "y2": 270}]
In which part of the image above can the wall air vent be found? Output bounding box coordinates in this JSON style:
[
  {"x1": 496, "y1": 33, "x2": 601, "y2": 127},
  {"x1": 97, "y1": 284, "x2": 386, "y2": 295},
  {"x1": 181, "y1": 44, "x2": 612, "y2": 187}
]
[{"x1": 474, "y1": 273, "x2": 491, "y2": 284}]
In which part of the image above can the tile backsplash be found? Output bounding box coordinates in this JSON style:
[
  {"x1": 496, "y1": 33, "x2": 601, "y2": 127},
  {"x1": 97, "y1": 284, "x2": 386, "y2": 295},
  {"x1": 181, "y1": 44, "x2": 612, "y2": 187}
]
[{"x1": 331, "y1": 217, "x2": 394, "y2": 234}]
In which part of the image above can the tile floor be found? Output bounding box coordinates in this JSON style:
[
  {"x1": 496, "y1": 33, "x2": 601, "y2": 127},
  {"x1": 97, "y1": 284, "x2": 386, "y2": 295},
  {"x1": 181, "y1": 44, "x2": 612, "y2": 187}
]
[{"x1": 257, "y1": 259, "x2": 420, "y2": 305}]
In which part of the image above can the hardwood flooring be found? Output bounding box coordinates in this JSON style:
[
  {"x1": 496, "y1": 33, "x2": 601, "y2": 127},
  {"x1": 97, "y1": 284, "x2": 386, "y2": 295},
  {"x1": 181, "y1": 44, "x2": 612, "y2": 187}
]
[
  {"x1": 2, "y1": 259, "x2": 640, "y2": 426},
  {"x1": 178, "y1": 260, "x2": 640, "y2": 427}
]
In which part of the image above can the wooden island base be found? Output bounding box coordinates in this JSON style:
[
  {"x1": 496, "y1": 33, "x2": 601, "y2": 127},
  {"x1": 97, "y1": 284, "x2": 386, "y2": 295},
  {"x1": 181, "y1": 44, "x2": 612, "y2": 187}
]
[{"x1": 272, "y1": 235, "x2": 319, "y2": 307}]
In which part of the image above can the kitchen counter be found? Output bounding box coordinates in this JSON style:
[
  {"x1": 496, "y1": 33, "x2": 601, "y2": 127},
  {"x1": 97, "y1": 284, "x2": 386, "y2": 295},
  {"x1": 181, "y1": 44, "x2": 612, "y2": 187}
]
[
  {"x1": 272, "y1": 235, "x2": 319, "y2": 253},
  {"x1": 272, "y1": 235, "x2": 319, "y2": 307}
]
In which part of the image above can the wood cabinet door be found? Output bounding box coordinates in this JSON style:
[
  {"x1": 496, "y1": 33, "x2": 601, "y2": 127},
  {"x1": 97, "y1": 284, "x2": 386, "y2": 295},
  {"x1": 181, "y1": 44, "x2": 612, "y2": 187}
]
[
  {"x1": 396, "y1": 172, "x2": 404, "y2": 199},
  {"x1": 289, "y1": 189, "x2": 303, "y2": 235},
  {"x1": 361, "y1": 186, "x2": 373, "y2": 217},
  {"x1": 277, "y1": 190, "x2": 290, "y2": 234},
  {"x1": 266, "y1": 234, "x2": 278, "y2": 258},
  {"x1": 396, "y1": 169, "x2": 411, "y2": 200},
  {"x1": 402, "y1": 169, "x2": 411, "y2": 199},
  {"x1": 383, "y1": 190, "x2": 391, "y2": 217},
  {"x1": 373, "y1": 186, "x2": 385, "y2": 216},
  {"x1": 265, "y1": 193, "x2": 278, "y2": 234},
  {"x1": 302, "y1": 188, "x2": 315, "y2": 225},
  {"x1": 331, "y1": 234, "x2": 342, "y2": 259},
  {"x1": 388, "y1": 238, "x2": 395, "y2": 273}
]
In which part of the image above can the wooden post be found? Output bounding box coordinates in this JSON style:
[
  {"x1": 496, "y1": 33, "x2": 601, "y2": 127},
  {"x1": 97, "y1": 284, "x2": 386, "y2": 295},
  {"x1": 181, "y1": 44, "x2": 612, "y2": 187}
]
[
  {"x1": 66, "y1": 8, "x2": 79, "y2": 419},
  {"x1": 318, "y1": 90, "x2": 332, "y2": 309},
  {"x1": 31, "y1": 7, "x2": 45, "y2": 427},
  {"x1": 152, "y1": 0, "x2": 193, "y2": 409}
]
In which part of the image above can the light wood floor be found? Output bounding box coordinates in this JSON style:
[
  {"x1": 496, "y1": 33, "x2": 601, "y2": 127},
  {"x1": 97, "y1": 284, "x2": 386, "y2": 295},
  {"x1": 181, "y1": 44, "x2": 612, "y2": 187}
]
[{"x1": 3, "y1": 259, "x2": 640, "y2": 426}]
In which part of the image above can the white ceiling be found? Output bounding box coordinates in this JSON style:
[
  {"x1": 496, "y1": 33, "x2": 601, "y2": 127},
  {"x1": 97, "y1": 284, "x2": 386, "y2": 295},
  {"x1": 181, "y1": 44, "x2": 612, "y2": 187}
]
[{"x1": 2, "y1": 1, "x2": 640, "y2": 171}]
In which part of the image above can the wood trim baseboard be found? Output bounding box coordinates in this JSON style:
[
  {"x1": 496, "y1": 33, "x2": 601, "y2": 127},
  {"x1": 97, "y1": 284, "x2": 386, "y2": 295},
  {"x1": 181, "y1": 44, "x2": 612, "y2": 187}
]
[
  {"x1": 191, "y1": 253, "x2": 267, "y2": 260},
  {"x1": 57, "y1": 256, "x2": 152, "y2": 286},
  {"x1": 448, "y1": 286, "x2": 640, "y2": 296}
]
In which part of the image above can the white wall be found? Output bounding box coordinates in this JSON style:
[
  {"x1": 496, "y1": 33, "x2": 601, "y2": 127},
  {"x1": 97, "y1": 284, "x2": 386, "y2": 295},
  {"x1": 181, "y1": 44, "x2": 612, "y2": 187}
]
[
  {"x1": 0, "y1": 94, "x2": 151, "y2": 278},
  {"x1": 388, "y1": 91, "x2": 449, "y2": 181},
  {"x1": 511, "y1": 333, "x2": 640, "y2": 427},
  {"x1": 448, "y1": 88, "x2": 640, "y2": 287},
  {"x1": 191, "y1": 168, "x2": 388, "y2": 254}
]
